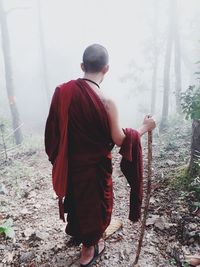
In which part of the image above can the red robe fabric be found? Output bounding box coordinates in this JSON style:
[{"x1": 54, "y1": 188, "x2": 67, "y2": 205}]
[
  {"x1": 45, "y1": 80, "x2": 74, "y2": 219},
  {"x1": 45, "y1": 79, "x2": 143, "y2": 246},
  {"x1": 45, "y1": 79, "x2": 114, "y2": 246},
  {"x1": 119, "y1": 128, "x2": 143, "y2": 222}
]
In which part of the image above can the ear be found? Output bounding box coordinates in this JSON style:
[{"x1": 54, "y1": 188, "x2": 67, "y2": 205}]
[
  {"x1": 102, "y1": 64, "x2": 109, "y2": 74},
  {"x1": 81, "y1": 63, "x2": 85, "y2": 72}
]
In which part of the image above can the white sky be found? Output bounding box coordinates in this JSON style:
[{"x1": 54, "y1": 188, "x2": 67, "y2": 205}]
[{"x1": 1, "y1": 0, "x2": 200, "y2": 128}]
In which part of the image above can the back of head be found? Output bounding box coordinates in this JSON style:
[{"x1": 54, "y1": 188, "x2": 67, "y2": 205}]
[{"x1": 82, "y1": 44, "x2": 109, "y2": 73}]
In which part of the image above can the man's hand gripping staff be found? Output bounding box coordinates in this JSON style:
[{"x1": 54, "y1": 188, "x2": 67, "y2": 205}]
[{"x1": 134, "y1": 115, "x2": 154, "y2": 267}]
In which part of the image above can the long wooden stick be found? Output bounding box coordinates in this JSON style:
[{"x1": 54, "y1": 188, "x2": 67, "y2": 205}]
[{"x1": 133, "y1": 131, "x2": 153, "y2": 266}]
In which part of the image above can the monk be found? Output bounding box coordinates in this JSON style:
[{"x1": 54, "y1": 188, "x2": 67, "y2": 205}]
[{"x1": 45, "y1": 44, "x2": 156, "y2": 266}]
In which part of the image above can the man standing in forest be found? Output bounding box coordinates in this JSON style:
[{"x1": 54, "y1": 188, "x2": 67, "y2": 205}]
[{"x1": 45, "y1": 44, "x2": 156, "y2": 266}]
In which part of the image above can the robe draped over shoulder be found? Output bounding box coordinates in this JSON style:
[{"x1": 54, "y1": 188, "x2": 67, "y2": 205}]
[
  {"x1": 45, "y1": 79, "x2": 143, "y2": 246},
  {"x1": 45, "y1": 79, "x2": 114, "y2": 246},
  {"x1": 45, "y1": 81, "x2": 75, "y2": 199}
]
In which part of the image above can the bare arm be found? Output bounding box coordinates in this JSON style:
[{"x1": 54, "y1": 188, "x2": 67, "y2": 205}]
[
  {"x1": 106, "y1": 99, "x2": 126, "y2": 146},
  {"x1": 106, "y1": 99, "x2": 156, "y2": 146}
]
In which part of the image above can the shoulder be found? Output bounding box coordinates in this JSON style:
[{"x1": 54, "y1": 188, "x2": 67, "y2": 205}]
[
  {"x1": 103, "y1": 98, "x2": 118, "y2": 115},
  {"x1": 94, "y1": 88, "x2": 116, "y2": 113},
  {"x1": 54, "y1": 80, "x2": 78, "y2": 98},
  {"x1": 57, "y1": 80, "x2": 76, "y2": 91},
  {"x1": 99, "y1": 96, "x2": 119, "y2": 124}
]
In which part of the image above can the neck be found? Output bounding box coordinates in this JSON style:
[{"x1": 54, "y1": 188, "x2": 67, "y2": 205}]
[
  {"x1": 82, "y1": 78, "x2": 100, "y2": 88},
  {"x1": 83, "y1": 73, "x2": 103, "y2": 86}
]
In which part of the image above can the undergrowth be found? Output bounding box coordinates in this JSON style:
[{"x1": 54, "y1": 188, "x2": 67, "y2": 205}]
[
  {"x1": 170, "y1": 164, "x2": 200, "y2": 201},
  {"x1": 0, "y1": 117, "x2": 43, "y2": 163}
]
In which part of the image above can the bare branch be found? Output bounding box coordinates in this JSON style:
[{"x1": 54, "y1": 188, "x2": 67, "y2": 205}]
[{"x1": 5, "y1": 123, "x2": 24, "y2": 140}]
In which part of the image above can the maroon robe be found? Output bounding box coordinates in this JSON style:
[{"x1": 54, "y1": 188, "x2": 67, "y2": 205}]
[
  {"x1": 120, "y1": 128, "x2": 143, "y2": 222},
  {"x1": 45, "y1": 79, "x2": 114, "y2": 246},
  {"x1": 45, "y1": 79, "x2": 143, "y2": 246}
]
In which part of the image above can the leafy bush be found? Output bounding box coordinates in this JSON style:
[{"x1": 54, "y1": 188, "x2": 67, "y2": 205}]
[
  {"x1": 171, "y1": 164, "x2": 200, "y2": 199},
  {"x1": 181, "y1": 85, "x2": 200, "y2": 120},
  {"x1": 180, "y1": 73, "x2": 200, "y2": 198}
]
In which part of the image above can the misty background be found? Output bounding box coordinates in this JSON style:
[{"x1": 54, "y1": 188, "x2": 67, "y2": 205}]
[{"x1": 0, "y1": 0, "x2": 200, "y2": 135}]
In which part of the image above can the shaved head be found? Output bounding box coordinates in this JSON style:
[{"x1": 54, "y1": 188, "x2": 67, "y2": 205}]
[{"x1": 82, "y1": 44, "x2": 109, "y2": 73}]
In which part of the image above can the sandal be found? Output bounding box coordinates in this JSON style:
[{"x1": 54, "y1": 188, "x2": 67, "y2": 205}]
[{"x1": 80, "y1": 243, "x2": 105, "y2": 267}]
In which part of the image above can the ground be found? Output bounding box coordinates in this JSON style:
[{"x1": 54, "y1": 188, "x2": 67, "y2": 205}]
[{"x1": 0, "y1": 121, "x2": 199, "y2": 267}]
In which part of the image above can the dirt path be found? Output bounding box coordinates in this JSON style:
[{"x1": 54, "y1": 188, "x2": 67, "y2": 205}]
[{"x1": 0, "y1": 125, "x2": 199, "y2": 266}]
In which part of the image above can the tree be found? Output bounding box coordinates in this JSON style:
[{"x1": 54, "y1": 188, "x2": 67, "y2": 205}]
[
  {"x1": 181, "y1": 84, "x2": 200, "y2": 178},
  {"x1": 0, "y1": 0, "x2": 23, "y2": 145},
  {"x1": 37, "y1": 0, "x2": 50, "y2": 105},
  {"x1": 150, "y1": 0, "x2": 159, "y2": 115},
  {"x1": 160, "y1": 0, "x2": 182, "y2": 130},
  {"x1": 160, "y1": 0, "x2": 174, "y2": 131},
  {"x1": 173, "y1": 0, "x2": 182, "y2": 114}
]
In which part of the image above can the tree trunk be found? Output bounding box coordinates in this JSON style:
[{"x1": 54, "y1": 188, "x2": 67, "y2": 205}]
[
  {"x1": 37, "y1": 0, "x2": 50, "y2": 105},
  {"x1": 150, "y1": 0, "x2": 158, "y2": 115},
  {"x1": 0, "y1": 0, "x2": 23, "y2": 145},
  {"x1": 160, "y1": 1, "x2": 173, "y2": 131},
  {"x1": 188, "y1": 120, "x2": 200, "y2": 177},
  {"x1": 151, "y1": 56, "x2": 158, "y2": 115},
  {"x1": 173, "y1": 0, "x2": 182, "y2": 114}
]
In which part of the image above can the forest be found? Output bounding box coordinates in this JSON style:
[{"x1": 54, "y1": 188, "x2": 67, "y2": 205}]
[{"x1": 0, "y1": 0, "x2": 200, "y2": 266}]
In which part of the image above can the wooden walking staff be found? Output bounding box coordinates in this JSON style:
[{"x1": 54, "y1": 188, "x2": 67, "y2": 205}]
[{"x1": 133, "y1": 130, "x2": 153, "y2": 267}]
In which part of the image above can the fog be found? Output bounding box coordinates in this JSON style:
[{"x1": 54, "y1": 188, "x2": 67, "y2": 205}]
[{"x1": 0, "y1": 0, "x2": 200, "y2": 133}]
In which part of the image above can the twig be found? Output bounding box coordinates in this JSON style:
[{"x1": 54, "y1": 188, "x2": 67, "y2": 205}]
[
  {"x1": 0, "y1": 124, "x2": 8, "y2": 161},
  {"x1": 133, "y1": 131, "x2": 153, "y2": 266},
  {"x1": 0, "y1": 143, "x2": 22, "y2": 155},
  {"x1": 5, "y1": 123, "x2": 24, "y2": 140}
]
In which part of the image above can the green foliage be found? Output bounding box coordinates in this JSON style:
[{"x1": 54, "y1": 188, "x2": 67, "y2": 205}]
[
  {"x1": 171, "y1": 164, "x2": 200, "y2": 199},
  {"x1": 171, "y1": 165, "x2": 189, "y2": 187},
  {"x1": 181, "y1": 85, "x2": 200, "y2": 120},
  {"x1": 0, "y1": 218, "x2": 15, "y2": 239},
  {"x1": 169, "y1": 258, "x2": 177, "y2": 265},
  {"x1": 190, "y1": 158, "x2": 200, "y2": 198},
  {"x1": 193, "y1": 201, "x2": 200, "y2": 208}
]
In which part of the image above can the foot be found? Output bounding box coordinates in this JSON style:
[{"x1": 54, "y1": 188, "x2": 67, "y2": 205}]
[{"x1": 80, "y1": 239, "x2": 104, "y2": 265}]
